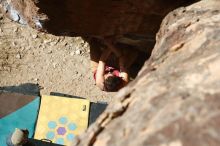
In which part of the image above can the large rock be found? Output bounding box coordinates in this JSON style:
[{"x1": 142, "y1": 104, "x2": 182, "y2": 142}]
[
  {"x1": 0, "y1": 0, "x2": 196, "y2": 56},
  {"x1": 0, "y1": 0, "x2": 195, "y2": 36},
  {"x1": 71, "y1": 0, "x2": 220, "y2": 146}
]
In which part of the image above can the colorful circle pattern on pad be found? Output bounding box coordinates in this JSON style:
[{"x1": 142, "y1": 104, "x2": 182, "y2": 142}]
[{"x1": 46, "y1": 117, "x2": 77, "y2": 145}]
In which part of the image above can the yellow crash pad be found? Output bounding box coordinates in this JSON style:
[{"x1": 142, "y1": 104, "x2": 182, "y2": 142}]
[{"x1": 34, "y1": 95, "x2": 90, "y2": 145}]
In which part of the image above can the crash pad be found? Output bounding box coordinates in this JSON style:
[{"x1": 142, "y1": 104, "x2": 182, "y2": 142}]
[{"x1": 34, "y1": 95, "x2": 90, "y2": 145}]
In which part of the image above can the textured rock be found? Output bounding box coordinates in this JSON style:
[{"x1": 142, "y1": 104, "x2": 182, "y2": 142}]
[
  {"x1": 0, "y1": 0, "x2": 197, "y2": 56},
  {"x1": 0, "y1": 0, "x2": 195, "y2": 36},
  {"x1": 71, "y1": 0, "x2": 220, "y2": 146}
]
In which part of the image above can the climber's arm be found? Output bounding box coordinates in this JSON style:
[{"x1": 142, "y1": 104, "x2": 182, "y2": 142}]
[{"x1": 95, "y1": 49, "x2": 112, "y2": 90}]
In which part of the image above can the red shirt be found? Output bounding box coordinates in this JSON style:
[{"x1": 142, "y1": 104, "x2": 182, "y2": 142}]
[{"x1": 94, "y1": 66, "x2": 120, "y2": 81}]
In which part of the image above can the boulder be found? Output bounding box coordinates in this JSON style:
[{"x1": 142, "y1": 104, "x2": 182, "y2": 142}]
[
  {"x1": 71, "y1": 0, "x2": 220, "y2": 146},
  {"x1": 0, "y1": 0, "x2": 196, "y2": 55},
  {"x1": 0, "y1": 0, "x2": 195, "y2": 36}
]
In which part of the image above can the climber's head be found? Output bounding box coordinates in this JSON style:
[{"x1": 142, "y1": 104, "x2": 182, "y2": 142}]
[{"x1": 103, "y1": 73, "x2": 123, "y2": 92}]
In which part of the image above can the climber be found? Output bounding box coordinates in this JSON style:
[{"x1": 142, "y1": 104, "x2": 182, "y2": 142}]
[{"x1": 89, "y1": 37, "x2": 138, "y2": 92}]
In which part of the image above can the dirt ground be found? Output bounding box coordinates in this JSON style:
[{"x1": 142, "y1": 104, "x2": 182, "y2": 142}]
[{"x1": 0, "y1": 12, "x2": 115, "y2": 102}]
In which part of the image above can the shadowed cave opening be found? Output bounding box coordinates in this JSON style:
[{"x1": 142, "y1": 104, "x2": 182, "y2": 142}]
[
  {"x1": 33, "y1": 0, "x2": 197, "y2": 80},
  {"x1": 35, "y1": 0, "x2": 161, "y2": 79}
]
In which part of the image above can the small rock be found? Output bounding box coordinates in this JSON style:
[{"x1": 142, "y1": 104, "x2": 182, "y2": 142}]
[
  {"x1": 53, "y1": 63, "x2": 57, "y2": 68},
  {"x1": 20, "y1": 47, "x2": 25, "y2": 51},
  {"x1": 34, "y1": 78, "x2": 39, "y2": 82},
  {"x1": 64, "y1": 42, "x2": 68, "y2": 46},
  {"x1": 42, "y1": 46, "x2": 46, "y2": 50},
  {"x1": 50, "y1": 41, "x2": 57, "y2": 46},
  {"x1": 44, "y1": 39, "x2": 51, "y2": 44},
  {"x1": 77, "y1": 73, "x2": 82, "y2": 77},
  {"x1": 10, "y1": 10, "x2": 20, "y2": 21},
  {"x1": 70, "y1": 51, "x2": 75, "y2": 56},
  {"x1": 47, "y1": 50, "x2": 53, "y2": 54},
  {"x1": 12, "y1": 42, "x2": 17, "y2": 46},
  {"x1": 32, "y1": 34, "x2": 38, "y2": 39},
  {"x1": 75, "y1": 50, "x2": 81, "y2": 55},
  {"x1": 3, "y1": 66, "x2": 11, "y2": 72},
  {"x1": 31, "y1": 64, "x2": 36, "y2": 68},
  {"x1": 26, "y1": 46, "x2": 31, "y2": 50},
  {"x1": 16, "y1": 53, "x2": 21, "y2": 59},
  {"x1": 13, "y1": 27, "x2": 18, "y2": 32},
  {"x1": 84, "y1": 43, "x2": 89, "y2": 48},
  {"x1": 56, "y1": 38, "x2": 61, "y2": 43}
]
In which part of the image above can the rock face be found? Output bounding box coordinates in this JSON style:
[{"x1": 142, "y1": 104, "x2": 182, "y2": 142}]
[
  {"x1": 0, "y1": 0, "x2": 195, "y2": 36},
  {"x1": 0, "y1": 0, "x2": 197, "y2": 72},
  {"x1": 70, "y1": 0, "x2": 220, "y2": 146}
]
